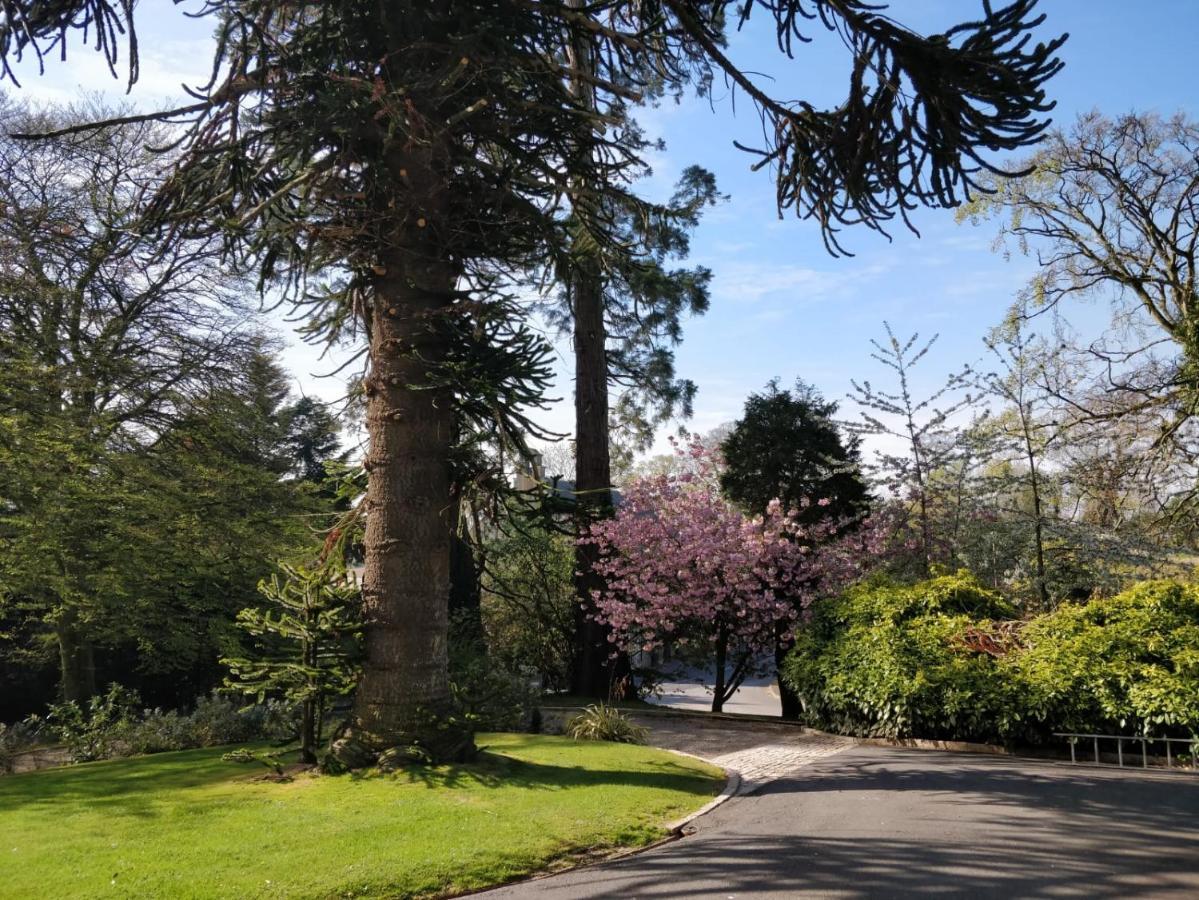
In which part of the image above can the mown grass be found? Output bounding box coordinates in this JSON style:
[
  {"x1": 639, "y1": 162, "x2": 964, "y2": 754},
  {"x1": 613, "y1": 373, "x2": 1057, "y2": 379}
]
[{"x1": 0, "y1": 732, "x2": 722, "y2": 899}]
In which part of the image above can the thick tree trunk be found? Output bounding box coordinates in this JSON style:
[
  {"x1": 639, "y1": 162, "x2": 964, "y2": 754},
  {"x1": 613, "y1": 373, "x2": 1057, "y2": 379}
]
[
  {"x1": 564, "y1": 0, "x2": 629, "y2": 701},
  {"x1": 56, "y1": 610, "x2": 96, "y2": 704},
  {"x1": 333, "y1": 150, "x2": 473, "y2": 765},
  {"x1": 571, "y1": 268, "x2": 623, "y2": 699}
]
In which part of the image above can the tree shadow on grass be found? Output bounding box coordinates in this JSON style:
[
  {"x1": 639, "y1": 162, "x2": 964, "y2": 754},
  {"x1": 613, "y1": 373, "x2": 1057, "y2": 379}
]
[
  {"x1": 0, "y1": 743, "x2": 298, "y2": 818},
  {"x1": 0, "y1": 743, "x2": 718, "y2": 821},
  {"x1": 358, "y1": 746, "x2": 718, "y2": 795}
]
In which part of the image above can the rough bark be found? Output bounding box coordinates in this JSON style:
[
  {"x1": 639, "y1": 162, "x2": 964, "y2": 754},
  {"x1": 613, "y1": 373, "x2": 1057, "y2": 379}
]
[
  {"x1": 565, "y1": 0, "x2": 627, "y2": 700},
  {"x1": 571, "y1": 267, "x2": 623, "y2": 699},
  {"x1": 333, "y1": 147, "x2": 474, "y2": 764}
]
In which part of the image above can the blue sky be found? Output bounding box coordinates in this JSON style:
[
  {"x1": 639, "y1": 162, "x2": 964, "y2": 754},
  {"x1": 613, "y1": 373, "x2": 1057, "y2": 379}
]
[{"x1": 5, "y1": 1, "x2": 1198, "y2": 458}]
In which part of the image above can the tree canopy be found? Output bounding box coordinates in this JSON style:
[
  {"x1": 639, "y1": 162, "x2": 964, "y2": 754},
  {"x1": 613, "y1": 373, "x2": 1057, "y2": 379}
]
[
  {"x1": 721, "y1": 378, "x2": 869, "y2": 523},
  {"x1": 0, "y1": 0, "x2": 1068, "y2": 763}
]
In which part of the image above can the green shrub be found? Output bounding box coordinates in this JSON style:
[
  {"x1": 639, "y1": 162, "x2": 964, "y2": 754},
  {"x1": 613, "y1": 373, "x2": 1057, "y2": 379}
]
[
  {"x1": 46, "y1": 684, "x2": 142, "y2": 762},
  {"x1": 188, "y1": 693, "x2": 297, "y2": 746},
  {"x1": 1006, "y1": 580, "x2": 1199, "y2": 736},
  {"x1": 565, "y1": 704, "x2": 648, "y2": 744},
  {"x1": 123, "y1": 709, "x2": 195, "y2": 755},
  {"x1": 39, "y1": 687, "x2": 299, "y2": 765},
  {"x1": 783, "y1": 572, "x2": 1019, "y2": 742},
  {"x1": 449, "y1": 642, "x2": 541, "y2": 733},
  {"x1": 784, "y1": 574, "x2": 1199, "y2": 744}
]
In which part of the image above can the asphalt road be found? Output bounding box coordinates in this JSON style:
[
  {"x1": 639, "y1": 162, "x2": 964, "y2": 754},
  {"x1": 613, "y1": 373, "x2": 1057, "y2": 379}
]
[
  {"x1": 643, "y1": 662, "x2": 782, "y2": 717},
  {"x1": 480, "y1": 745, "x2": 1199, "y2": 899},
  {"x1": 645, "y1": 673, "x2": 781, "y2": 717}
]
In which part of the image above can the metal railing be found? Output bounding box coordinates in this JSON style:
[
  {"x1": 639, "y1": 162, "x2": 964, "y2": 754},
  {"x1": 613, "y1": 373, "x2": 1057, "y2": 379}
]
[{"x1": 1055, "y1": 732, "x2": 1199, "y2": 773}]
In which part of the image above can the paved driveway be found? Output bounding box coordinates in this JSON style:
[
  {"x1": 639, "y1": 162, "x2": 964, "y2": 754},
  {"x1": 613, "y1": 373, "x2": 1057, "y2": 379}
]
[
  {"x1": 646, "y1": 670, "x2": 782, "y2": 717},
  {"x1": 482, "y1": 745, "x2": 1199, "y2": 898}
]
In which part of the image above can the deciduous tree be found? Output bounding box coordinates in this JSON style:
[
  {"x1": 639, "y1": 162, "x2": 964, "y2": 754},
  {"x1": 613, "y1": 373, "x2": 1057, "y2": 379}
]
[
  {"x1": 2, "y1": 0, "x2": 1066, "y2": 761},
  {"x1": 960, "y1": 111, "x2": 1199, "y2": 523},
  {"x1": 584, "y1": 439, "x2": 874, "y2": 712}
]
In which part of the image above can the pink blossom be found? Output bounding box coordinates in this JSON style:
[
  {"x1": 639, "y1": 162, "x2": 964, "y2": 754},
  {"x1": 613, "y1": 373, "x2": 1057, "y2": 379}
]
[{"x1": 581, "y1": 438, "x2": 882, "y2": 680}]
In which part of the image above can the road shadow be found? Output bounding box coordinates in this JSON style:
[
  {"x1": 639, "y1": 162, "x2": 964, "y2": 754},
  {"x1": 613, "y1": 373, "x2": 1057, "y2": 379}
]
[{"x1": 496, "y1": 747, "x2": 1199, "y2": 898}]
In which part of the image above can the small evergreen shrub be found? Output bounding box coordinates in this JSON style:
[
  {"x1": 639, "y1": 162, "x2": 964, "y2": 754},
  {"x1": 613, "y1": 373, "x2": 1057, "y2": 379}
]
[{"x1": 565, "y1": 704, "x2": 648, "y2": 744}]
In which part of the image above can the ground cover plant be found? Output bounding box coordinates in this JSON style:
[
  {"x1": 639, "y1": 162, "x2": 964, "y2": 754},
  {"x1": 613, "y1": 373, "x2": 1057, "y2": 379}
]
[{"x1": 0, "y1": 733, "x2": 721, "y2": 899}]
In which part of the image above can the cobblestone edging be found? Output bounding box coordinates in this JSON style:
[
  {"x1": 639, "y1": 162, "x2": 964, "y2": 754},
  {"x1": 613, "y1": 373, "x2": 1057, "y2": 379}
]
[
  {"x1": 542, "y1": 706, "x2": 856, "y2": 796},
  {"x1": 706, "y1": 731, "x2": 856, "y2": 794}
]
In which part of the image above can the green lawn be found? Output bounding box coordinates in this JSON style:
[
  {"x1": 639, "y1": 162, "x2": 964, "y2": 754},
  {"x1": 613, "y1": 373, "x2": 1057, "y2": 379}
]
[{"x1": 0, "y1": 733, "x2": 723, "y2": 899}]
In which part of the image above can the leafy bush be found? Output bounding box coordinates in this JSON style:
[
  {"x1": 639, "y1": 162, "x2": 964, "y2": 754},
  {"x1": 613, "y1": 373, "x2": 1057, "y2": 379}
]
[
  {"x1": 783, "y1": 572, "x2": 1020, "y2": 742},
  {"x1": 188, "y1": 693, "x2": 298, "y2": 746},
  {"x1": 1006, "y1": 580, "x2": 1199, "y2": 735},
  {"x1": 46, "y1": 684, "x2": 143, "y2": 763},
  {"x1": 36, "y1": 687, "x2": 299, "y2": 766},
  {"x1": 784, "y1": 574, "x2": 1199, "y2": 744},
  {"x1": 449, "y1": 641, "x2": 541, "y2": 733},
  {"x1": 122, "y1": 708, "x2": 195, "y2": 755},
  {"x1": 481, "y1": 524, "x2": 577, "y2": 692},
  {"x1": 565, "y1": 704, "x2": 648, "y2": 744}
]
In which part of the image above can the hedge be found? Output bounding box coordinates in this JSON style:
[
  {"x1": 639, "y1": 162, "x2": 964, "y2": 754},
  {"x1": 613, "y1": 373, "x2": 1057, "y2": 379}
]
[{"x1": 783, "y1": 574, "x2": 1199, "y2": 744}]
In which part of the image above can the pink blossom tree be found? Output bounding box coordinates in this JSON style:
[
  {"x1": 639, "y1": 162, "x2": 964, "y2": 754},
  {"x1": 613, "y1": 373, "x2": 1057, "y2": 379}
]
[{"x1": 582, "y1": 438, "x2": 874, "y2": 712}]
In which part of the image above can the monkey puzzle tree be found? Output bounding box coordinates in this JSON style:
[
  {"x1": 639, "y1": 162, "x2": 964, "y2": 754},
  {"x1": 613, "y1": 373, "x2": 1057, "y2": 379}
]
[{"x1": 2, "y1": 0, "x2": 1064, "y2": 763}]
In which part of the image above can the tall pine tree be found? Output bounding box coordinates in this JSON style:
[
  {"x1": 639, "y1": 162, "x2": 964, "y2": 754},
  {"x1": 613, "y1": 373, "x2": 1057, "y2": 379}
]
[{"x1": 4, "y1": 0, "x2": 1064, "y2": 763}]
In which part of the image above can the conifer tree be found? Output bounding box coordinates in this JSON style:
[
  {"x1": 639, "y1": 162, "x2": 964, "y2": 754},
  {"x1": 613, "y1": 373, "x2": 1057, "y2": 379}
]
[
  {"x1": 3, "y1": 0, "x2": 1065, "y2": 764},
  {"x1": 224, "y1": 563, "x2": 362, "y2": 765}
]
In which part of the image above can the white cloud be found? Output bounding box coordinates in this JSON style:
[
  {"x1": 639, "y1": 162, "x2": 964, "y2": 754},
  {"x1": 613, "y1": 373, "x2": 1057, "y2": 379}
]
[{"x1": 707, "y1": 258, "x2": 885, "y2": 305}]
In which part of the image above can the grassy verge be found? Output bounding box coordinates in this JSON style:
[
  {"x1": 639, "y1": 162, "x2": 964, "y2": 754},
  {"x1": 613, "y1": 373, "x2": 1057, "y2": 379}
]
[{"x1": 0, "y1": 733, "x2": 723, "y2": 899}]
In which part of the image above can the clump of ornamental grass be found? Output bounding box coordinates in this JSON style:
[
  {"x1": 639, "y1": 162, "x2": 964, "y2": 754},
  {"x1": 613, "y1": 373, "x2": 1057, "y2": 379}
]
[{"x1": 565, "y1": 704, "x2": 648, "y2": 745}]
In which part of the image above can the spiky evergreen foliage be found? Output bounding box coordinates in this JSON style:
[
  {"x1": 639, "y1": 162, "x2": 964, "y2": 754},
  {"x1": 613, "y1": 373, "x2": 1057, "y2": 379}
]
[
  {"x1": 2, "y1": 0, "x2": 1066, "y2": 761},
  {"x1": 224, "y1": 562, "x2": 362, "y2": 765},
  {"x1": 722, "y1": 379, "x2": 869, "y2": 523}
]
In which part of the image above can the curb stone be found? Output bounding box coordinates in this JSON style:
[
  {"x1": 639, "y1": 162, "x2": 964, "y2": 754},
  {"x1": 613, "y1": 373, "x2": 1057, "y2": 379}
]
[
  {"x1": 456, "y1": 748, "x2": 741, "y2": 898},
  {"x1": 662, "y1": 751, "x2": 742, "y2": 833}
]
